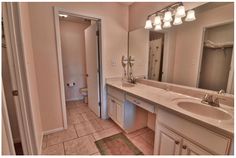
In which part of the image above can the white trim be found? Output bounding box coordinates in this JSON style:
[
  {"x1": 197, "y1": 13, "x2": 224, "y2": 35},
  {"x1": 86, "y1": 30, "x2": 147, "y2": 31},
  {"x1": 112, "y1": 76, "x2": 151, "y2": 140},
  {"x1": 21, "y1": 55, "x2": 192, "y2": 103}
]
[
  {"x1": 66, "y1": 97, "x2": 83, "y2": 102},
  {"x1": 3, "y1": 3, "x2": 40, "y2": 154},
  {"x1": 43, "y1": 127, "x2": 64, "y2": 135},
  {"x1": 54, "y1": 7, "x2": 104, "y2": 127},
  {"x1": 226, "y1": 48, "x2": 234, "y2": 94},
  {"x1": 2, "y1": 85, "x2": 16, "y2": 155},
  {"x1": 54, "y1": 7, "x2": 68, "y2": 130}
]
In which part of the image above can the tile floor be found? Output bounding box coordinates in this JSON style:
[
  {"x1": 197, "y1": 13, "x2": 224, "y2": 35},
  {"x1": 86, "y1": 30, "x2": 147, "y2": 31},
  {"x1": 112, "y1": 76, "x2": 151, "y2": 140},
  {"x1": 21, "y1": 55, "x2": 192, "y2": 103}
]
[{"x1": 41, "y1": 101, "x2": 154, "y2": 155}]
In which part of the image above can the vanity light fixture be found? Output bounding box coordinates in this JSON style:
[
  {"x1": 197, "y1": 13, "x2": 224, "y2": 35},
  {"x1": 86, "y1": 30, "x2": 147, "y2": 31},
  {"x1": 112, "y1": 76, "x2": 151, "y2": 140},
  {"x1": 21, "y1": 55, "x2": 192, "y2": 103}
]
[
  {"x1": 144, "y1": 2, "x2": 196, "y2": 30},
  {"x1": 163, "y1": 21, "x2": 171, "y2": 28},
  {"x1": 163, "y1": 11, "x2": 173, "y2": 22},
  {"x1": 59, "y1": 14, "x2": 68, "y2": 18},
  {"x1": 154, "y1": 15, "x2": 162, "y2": 25},
  {"x1": 185, "y1": 10, "x2": 196, "y2": 21},
  {"x1": 176, "y1": 5, "x2": 186, "y2": 18},
  {"x1": 144, "y1": 19, "x2": 153, "y2": 29},
  {"x1": 173, "y1": 16, "x2": 182, "y2": 25},
  {"x1": 154, "y1": 24, "x2": 162, "y2": 30}
]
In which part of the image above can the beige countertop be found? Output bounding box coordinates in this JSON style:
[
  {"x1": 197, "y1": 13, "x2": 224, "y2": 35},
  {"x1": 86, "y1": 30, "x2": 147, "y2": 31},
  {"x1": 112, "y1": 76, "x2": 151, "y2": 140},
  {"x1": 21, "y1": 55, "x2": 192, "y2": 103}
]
[{"x1": 106, "y1": 79, "x2": 234, "y2": 136}]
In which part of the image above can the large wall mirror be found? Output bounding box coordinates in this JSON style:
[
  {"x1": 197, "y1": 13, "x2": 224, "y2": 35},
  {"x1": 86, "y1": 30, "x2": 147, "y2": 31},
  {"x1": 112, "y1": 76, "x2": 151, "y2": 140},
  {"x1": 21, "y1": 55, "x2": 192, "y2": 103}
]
[{"x1": 128, "y1": 2, "x2": 234, "y2": 94}]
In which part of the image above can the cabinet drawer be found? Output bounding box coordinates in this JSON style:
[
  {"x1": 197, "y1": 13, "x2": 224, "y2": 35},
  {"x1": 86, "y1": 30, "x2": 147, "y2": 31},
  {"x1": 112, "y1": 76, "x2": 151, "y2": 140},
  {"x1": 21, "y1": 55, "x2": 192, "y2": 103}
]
[
  {"x1": 126, "y1": 94, "x2": 155, "y2": 113},
  {"x1": 158, "y1": 109, "x2": 231, "y2": 155},
  {"x1": 107, "y1": 86, "x2": 125, "y2": 102}
]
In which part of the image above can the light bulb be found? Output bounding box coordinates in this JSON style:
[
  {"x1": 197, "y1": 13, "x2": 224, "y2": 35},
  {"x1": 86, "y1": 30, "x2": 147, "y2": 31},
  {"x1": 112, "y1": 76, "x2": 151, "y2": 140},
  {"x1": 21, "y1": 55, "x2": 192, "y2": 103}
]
[
  {"x1": 144, "y1": 19, "x2": 153, "y2": 29},
  {"x1": 163, "y1": 21, "x2": 171, "y2": 28},
  {"x1": 185, "y1": 10, "x2": 196, "y2": 22},
  {"x1": 154, "y1": 24, "x2": 162, "y2": 31},
  {"x1": 173, "y1": 16, "x2": 182, "y2": 25},
  {"x1": 176, "y1": 5, "x2": 186, "y2": 18},
  {"x1": 154, "y1": 15, "x2": 162, "y2": 25},
  {"x1": 163, "y1": 11, "x2": 173, "y2": 22}
]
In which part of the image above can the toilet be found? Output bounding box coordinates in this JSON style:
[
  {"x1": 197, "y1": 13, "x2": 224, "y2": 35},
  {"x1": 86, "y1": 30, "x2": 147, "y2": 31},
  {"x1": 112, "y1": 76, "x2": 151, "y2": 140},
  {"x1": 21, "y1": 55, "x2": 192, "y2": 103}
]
[{"x1": 80, "y1": 87, "x2": 88, "y2": 103}]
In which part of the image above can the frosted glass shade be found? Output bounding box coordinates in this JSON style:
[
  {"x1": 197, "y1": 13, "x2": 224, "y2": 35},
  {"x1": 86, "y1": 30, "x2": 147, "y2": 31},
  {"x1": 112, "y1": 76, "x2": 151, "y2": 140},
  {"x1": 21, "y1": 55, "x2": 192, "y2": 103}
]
[
  {"x1": 154, "y1": 16, "x2": 162, "y2": 25},
  {"x1": 163, "y1": 11, "x2": 173, "y2": 22},
  {"x1": 154, "y1": 24, "x2": 162, "y2": 31},
  {"x1": 176, "y1": 6, "x2": 186, "y2": 18},
  {"x1": 173, "y1": 16, "x2": 182, "y2": 25},
  {"x1": 144, "y1": 19, "x2": 153, "y2": 29},
  {"x1": 185, "y1": 10, "x2": 196, "y2": 21},
  {"x1": 163, "y1": 22, "x2": 171, "y2": 28}
]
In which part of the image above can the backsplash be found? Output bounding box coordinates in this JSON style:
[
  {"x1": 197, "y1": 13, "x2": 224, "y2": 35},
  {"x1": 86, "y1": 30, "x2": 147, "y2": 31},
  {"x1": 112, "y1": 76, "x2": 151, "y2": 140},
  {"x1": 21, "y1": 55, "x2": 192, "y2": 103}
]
[{"x1": 137, "y1": 79, "x2": 234, "y2": 107}]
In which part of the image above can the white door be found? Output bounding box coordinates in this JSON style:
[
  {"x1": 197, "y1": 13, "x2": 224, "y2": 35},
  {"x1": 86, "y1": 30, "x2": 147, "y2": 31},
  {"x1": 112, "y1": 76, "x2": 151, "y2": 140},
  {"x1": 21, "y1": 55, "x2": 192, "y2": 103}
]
[
  {"x1": 85, "y1": 23, "x2": 100, "y2": 117},
  {"x1": 181, "y1": 139, "x2": 212, "y2": 155},
  {"x1": 155, "y1": 125, "x2": 181, "y2": 155}
]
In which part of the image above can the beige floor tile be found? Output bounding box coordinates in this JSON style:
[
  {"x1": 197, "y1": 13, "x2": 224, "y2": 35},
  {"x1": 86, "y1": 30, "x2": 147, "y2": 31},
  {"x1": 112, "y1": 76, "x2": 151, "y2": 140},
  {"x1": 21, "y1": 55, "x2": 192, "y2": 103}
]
[
  {"x1": 129, "y1": 136, "x2": 153, "y2": 155},
  {"x1": 81, "y1": 111, "x2": 98, "y2": 121},
  {"x1": 96, "y1": 118, "x2": 117, "y2": 130},
  {"x1": 74, "y1": 119, "x2": 103, "y2": 137},
  {"x1": 124, "y1": 127, "x2": 150, "y2": 139},
  {"x1": 140, "y1": 130, "x2": 155, "y2": 146},
  {"x1": 68, "y1": 106, "x2": 91, "y2": 116},
  {"x1": 64, "y1": 135, "x2": 99, "y2": 155},
  {"x1": 93, "y1": 126, "x2": 122, "y2": 141},
  {"x1": 68, "y1": 113, "x2": 85, "y2": 125},
  {"x1": 42, "y1": 143, "x2": 64, "y2": 155},
  {"x1": 47, "y1": 126, "x2": 78, "y2": 146}
]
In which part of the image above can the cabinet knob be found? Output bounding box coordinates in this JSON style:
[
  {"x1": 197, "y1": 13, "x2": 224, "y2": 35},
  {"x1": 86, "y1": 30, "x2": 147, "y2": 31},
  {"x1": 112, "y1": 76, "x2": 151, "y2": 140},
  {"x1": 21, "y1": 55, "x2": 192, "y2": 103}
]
[
  {"x1": 111, "y1": 99, "x2": 115, "y2": 103},
  {"x1": 182, "y1": 145, "x2": 187, "y2": 149},
  {"x1": 175, "y1": 141, "x2": 179, "y2": 145}
]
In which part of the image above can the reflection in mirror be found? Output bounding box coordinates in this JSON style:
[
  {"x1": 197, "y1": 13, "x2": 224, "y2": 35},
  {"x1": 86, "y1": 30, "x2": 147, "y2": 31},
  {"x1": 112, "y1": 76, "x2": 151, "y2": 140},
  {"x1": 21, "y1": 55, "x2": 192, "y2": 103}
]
[{"x1": 128, "y1": 2, "x2": 234, "y2": 94}]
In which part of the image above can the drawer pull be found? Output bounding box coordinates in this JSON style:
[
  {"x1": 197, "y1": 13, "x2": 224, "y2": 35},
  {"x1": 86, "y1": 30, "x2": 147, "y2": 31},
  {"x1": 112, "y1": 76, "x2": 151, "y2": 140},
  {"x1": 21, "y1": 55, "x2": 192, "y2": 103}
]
[
  {"x1": 175, "y1": 141, "x2": 179, "y2": 145},
  {"x1": 182, "y1": 145, "x2": 187, "y2": 149}
]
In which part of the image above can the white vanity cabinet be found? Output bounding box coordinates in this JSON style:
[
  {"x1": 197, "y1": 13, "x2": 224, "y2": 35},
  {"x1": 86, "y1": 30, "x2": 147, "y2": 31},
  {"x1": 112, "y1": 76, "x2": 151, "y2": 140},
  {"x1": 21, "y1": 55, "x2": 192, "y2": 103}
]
[
  {"x1": 154, "y1": 109, "x2": 232, "y2": 155},
  {"x1": 107, "y1": 86, "x2": 149, "y2": 133},
  {"x1": 155, "y1": 124, "x2": 211, "y2": 155},
  {"x1": 107, "y1": 87, "x2": 125, "y2": 128}
]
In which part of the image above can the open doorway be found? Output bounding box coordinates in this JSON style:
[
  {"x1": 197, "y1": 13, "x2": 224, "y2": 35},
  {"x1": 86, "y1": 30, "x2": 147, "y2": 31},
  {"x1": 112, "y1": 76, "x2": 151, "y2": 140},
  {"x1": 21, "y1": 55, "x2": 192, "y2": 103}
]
[
  {"x1": 198, "y1": 22, "x2": 234, "y2": 93},
  {"x1": 54, "y1": 8, "x2": 102, "y2": 129},
  {"x1": 148, "y1": 31, "x2": 165, "y2": 81}
]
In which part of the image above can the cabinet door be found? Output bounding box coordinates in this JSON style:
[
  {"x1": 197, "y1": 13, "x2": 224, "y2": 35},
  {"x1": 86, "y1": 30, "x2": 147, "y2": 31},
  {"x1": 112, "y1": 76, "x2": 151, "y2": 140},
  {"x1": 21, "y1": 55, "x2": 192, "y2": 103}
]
[
  {"x1": 155, "y1": 125, "x2": 182, "y2": 155},
  {"x1": 116, "y1": 101, "x2": 124, "y2": 126},
  {"x1": 107, "y1": 96, "x2": 116, "y2": 120},
  {"x1": 181, "y1": 139, "x2": 212, "y2": 155}
]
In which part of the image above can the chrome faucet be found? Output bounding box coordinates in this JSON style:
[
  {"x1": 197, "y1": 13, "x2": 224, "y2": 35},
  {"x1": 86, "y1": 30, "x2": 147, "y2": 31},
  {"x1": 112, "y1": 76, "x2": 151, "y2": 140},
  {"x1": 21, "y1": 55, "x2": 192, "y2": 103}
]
[{"x1": 201, "y1": 90, "x2": 226, "y2": 107}]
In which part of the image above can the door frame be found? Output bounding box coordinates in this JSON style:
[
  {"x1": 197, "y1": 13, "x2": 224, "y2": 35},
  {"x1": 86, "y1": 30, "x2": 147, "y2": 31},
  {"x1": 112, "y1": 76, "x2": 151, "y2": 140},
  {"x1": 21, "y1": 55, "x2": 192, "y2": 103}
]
[
  {"x1": 196, "y1": 20, "x2": 234, "y2": 89},
  {"x1": 2, "y1": 2, "x2": 39, "y2": 154},
  {"x1": 53, "y1": 7, "x2": 103, "y2": 129}
]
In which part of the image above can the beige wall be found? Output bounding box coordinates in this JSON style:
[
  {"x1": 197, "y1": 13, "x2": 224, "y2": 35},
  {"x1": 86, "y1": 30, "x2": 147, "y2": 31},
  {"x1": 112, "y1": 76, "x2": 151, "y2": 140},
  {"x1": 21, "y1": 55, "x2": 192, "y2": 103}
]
[
  {"x1": 19, "y1": 3, "x2": 43, "y2": 153},
  {"x1": 28, "y1": 2, "x2": 129, "y2": 131},
  {"x1": 172, "y1": 3, "x2": 234, "y2": 87},
  {"x1": 59, "y1": 20, "x2": 90, "y2": 101}
]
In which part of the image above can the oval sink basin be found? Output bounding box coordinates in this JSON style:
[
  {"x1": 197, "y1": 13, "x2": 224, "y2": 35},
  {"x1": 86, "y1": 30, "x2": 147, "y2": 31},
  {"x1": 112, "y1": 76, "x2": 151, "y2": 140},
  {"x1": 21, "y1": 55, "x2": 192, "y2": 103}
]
[{"x1": 177, "y1": 101, "x2": 232, "y2": 120}]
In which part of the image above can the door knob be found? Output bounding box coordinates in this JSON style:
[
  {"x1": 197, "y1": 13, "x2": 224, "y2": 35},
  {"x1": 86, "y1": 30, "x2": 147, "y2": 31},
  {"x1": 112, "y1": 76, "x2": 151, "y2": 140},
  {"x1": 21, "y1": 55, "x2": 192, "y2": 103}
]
[{"x1": 182, "y1": 145, "x2": 187, "y2": 149}]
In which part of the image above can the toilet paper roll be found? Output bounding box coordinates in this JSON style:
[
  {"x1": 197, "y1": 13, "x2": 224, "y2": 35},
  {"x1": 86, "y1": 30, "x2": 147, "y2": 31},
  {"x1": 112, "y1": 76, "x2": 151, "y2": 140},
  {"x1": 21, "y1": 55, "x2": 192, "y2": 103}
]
[{"x1": 67, "y1": 82, "x2": 76, "y2": 87}]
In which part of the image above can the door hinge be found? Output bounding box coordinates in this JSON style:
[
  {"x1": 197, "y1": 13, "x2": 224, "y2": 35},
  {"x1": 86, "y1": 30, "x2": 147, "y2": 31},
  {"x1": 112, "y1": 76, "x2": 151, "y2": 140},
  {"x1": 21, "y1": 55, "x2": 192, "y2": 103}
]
[
  {"x1": 12, "y1": 90, "x2": 18, "y2": 96},
  {"x1": 98, "y1": 102, "x2": 101, "y2": 107},
  {"x1": 96, "y1": 30, "x2": 99, "y2": 36}
]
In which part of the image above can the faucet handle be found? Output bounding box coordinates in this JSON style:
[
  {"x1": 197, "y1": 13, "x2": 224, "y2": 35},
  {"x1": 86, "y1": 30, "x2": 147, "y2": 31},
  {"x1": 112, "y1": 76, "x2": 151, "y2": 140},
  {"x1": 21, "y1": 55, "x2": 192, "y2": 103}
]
[
  {"x1": 202, "y1": 94, "x2": 213, "y2": 103},
  {"x1": 218, "y1": 89, "x2": 225, "y2": 94}
]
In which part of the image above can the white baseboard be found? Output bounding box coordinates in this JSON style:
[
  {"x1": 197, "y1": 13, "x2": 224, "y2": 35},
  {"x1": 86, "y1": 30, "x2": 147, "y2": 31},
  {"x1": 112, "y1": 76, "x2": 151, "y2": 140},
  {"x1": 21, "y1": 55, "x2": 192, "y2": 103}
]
[
  {"x1": 43, "y1": 127, "x2": 64, "y2": 135},
  {"x1": 66, "y1": 97, "x2": 83, "y2": 102}
]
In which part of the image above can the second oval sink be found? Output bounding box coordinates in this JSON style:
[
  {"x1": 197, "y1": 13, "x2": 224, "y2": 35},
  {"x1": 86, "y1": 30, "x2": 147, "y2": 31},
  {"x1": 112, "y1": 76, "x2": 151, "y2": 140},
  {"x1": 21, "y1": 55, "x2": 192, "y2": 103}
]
[{"x1": 177, "y1": 101, "x2": 232, "y2": 120}]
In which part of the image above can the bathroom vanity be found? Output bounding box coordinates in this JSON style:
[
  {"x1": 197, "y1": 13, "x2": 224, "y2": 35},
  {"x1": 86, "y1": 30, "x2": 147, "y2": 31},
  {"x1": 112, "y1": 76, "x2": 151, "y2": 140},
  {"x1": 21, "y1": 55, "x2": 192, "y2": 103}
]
[{"x1": 106, "y1": 79, "x2": 234, "y2": 155}]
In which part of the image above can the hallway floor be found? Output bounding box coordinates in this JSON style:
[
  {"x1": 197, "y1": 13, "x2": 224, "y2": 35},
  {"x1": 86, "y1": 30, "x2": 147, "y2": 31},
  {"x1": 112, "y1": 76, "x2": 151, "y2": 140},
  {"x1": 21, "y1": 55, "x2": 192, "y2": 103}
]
[{"x1": 41, "y1": 101, "x2": 154, "y2": 155}]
